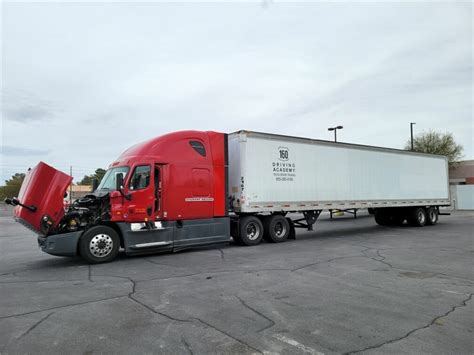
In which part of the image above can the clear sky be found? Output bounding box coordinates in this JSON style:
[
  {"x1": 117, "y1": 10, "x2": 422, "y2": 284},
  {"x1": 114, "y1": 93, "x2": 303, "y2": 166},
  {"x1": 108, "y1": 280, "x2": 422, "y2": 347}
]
[{"x1": 1, "y1": 1, "x2": 472, "y2": 183}]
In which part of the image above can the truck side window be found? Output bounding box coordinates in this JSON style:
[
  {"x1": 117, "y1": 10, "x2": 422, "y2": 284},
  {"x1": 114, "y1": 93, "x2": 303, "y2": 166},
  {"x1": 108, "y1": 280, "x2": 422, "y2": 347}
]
[
  {"x1": 129, "y1": 165, "x2": 151, "y2": 190},
  {"x1": 189, "y1": 141, "x2": 206, "y2": 157}
]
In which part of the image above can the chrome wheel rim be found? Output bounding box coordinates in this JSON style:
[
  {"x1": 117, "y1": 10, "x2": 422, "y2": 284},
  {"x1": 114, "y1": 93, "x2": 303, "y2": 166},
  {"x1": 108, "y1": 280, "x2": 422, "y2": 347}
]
[
  {"x1": 274, "y1": 222, "x2": 287, "y2": 238},
  {"x1": 430, "y1": 210, "x2": 436, "y2": 222},
  {"x1": 418, "y1": 211, "x2": 426, "y2": 224},
  {"x1": 246, "y1": 223, "x2": 260, "y2": 241},
  {"x1": 89, "y1": 234, "x2": 113, "y2": 258}
]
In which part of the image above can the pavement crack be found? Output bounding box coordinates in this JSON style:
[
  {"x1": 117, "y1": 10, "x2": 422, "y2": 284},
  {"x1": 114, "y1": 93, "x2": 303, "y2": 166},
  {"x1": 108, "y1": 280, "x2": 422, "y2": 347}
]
[
  {"x1": 0, "y1": 279, "x2": 87, "y2": 284},
  {"x1": 217, "y1": 248, "x2": 225, "y2": 261},
  {"x1": 125, "y1": 296, "x2": 261, "y2": 353},
  {"x1": 292, "y1": 255, "x2": 365, "y2": 272},
  {"x1": 236, "y1": 295, "x2": 275, "y2": 332},
  {"x1": 344, "y1": 293, "x2": 474, "y2": 354},
  {"x1": 17, "y1": 312, "x2": 54, "y2": 339},
  {"x1": 0, "y1": 295, "x2": 128, "y2": 320},
  {"x1": 181, "y1": 336, "x2": 194, "y2": 355},
  {"x1": 194, "y1": 317, "x2": 263, "y2": 354},
  {"x1": 369, "y1": 249, "x2": 394, "y2": 269}
]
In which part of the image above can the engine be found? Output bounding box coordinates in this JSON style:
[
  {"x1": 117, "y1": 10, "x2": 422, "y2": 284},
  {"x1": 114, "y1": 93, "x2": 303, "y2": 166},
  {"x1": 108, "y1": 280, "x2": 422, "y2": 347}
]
[{"x1": 56, "y1": 194, "x2": 111, "y2": 234}]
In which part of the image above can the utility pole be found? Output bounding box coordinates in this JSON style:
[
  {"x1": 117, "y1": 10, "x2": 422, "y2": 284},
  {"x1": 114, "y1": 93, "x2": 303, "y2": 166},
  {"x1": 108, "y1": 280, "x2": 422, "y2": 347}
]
[{"x1": 410, "y1": 122, "x2": 416, "y2": 151}]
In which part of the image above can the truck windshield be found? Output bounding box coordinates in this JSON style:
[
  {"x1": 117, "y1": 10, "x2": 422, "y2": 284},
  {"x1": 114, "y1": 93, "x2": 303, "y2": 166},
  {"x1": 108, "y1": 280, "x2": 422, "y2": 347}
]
[{"x1": 96, "y1": 166, "x2": 130, "y2": 191}]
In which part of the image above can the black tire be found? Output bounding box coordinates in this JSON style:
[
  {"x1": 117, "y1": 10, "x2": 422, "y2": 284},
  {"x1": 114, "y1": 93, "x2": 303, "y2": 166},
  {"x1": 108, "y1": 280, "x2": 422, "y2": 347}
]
[
  {"x1": 368, "y1": 208, "x2": 375, "y2": 215},
  {"x1": 426, "y1": 207, "x2": 438, "y2": 225},
  {"x1": 238, "y1": 216, "x2": 264, "y2": 246},
  {"x1": 263, "y1": 215, "x2": 290, "y2": 243},
  {"x1": 392, "y1": 214, "x2": 406, "y2": 226},
  {"x1": 374, "y1": 210, "x2": 390, "y2": 226},
  {"x1": 391, "y1": 210, "x2": 407, "y2": 226},
  {"x1": 408, "y1": 208, "x2": 427, "y2": 227},
  {"x1": 79, "y1": 225, "x2": 120, "y2": 264}
]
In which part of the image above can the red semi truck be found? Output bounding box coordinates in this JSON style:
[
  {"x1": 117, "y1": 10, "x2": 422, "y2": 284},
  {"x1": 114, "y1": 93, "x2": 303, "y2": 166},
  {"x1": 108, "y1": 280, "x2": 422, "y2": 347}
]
[{"x1": 6, "y1": 130, "x2": 450, "y2": 263}]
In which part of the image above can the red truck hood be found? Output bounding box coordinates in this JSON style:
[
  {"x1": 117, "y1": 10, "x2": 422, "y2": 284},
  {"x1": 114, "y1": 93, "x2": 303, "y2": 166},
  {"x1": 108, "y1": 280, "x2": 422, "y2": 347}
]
[{"x1": 13, "y1": 162, "x2": 72, "y2": 235}]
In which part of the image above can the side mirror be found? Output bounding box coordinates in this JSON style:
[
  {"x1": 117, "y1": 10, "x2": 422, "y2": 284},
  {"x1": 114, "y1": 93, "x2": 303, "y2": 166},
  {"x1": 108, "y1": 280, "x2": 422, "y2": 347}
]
[
  {"x1": 92, "y1": 178, "x2": 99, "y2": 192},
  {"x1": 115, "y1": 173, "x2": 132, "y2": 201},
  {"x1": 116, "y1": 173, "x2": 124, "y2": 191}
]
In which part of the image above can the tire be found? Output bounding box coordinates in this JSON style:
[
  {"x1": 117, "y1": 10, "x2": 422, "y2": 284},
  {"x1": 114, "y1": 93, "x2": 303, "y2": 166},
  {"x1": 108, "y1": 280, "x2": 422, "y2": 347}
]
[
  {"x1": 392, "y1": 210, "x2": 407, "y2": 226},
  {"x1": 263, "y1": 215, "x2": 290, "y2": 243},
  {"x1": 238, "y1": 216, "x2": 264, "y2": 246},
  {"x1": 79, "y1": 225, "x2": 120, "y2": 264},
  {"x1": 368, "y1": 208, "x2": 375, "y2": 215},
  {"x1": 426, "y1": 207, "x2": 438, "y2": 225},
  {"x1": 374, "y1": 210, "x2": 390, "y2": 226},
  {"x1": 408, "y1": 208, "x2": 427, "y2": 227}
]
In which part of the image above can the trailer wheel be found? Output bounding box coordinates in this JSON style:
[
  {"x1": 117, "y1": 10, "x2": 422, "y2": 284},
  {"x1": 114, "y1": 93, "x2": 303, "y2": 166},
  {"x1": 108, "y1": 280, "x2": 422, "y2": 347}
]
[
  {"x1": 408, "y1": 208, "x2": 427, "y2": 227},
  {"x1": 79, "y1": 225, "x2": 120, "y2": 264},
  {"x1": 374, "y1": 210, "x2": 390, "y2": 226},
  {"x1": 238, "y1": 216, "x2": 264, "y2": 246},
  {"x1": 426, "y1": 207, "x2": 438, "y2": 225},
  {"x1": 263, "y1": 215, "x2": 290, "y2": 243}
]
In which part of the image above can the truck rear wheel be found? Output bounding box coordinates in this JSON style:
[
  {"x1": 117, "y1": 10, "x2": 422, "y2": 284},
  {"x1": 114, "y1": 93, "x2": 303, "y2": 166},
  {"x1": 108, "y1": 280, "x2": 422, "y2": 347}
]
[
  {"x1": 426, "y1": 207, "x2": 438, "y2": 225},
  {"x1": 79, "y1": 225, "x2": 120, "y2": 264},
  {"x1": 408, "y1": 208, "x2": 427, "y2": 227},
  {"x1": 238, "y1": 216, "x2": 264, "y2": 246},
  {"x1": 263, "y1": 215, "x2": 290, "y2": 243}
]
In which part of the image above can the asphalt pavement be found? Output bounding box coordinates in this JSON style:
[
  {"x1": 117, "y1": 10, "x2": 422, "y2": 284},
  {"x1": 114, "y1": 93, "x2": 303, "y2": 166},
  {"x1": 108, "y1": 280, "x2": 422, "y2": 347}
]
[{"x1": 0, "y1": 206, "x2": 473, "y2": 354}]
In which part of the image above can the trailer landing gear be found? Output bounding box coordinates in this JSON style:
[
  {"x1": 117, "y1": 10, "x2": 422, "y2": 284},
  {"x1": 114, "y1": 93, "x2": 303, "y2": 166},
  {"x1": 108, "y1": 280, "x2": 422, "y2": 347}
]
[{"x1": 293, "y1": 210, "x2": 322, "y2": 231}]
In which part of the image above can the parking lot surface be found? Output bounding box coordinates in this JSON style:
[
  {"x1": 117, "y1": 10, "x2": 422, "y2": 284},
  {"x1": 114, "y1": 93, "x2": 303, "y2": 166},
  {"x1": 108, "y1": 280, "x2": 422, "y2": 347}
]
[{"x1": 0, "y1": 208, "x2": 473, "y2": 354}]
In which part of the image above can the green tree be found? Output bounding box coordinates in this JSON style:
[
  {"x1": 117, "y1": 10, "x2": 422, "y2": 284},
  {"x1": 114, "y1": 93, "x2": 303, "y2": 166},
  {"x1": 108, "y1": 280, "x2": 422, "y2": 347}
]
[
  {"x1": 78, "y1": 168, "x2": 107, "y2": 185},
  {"x1": 405, "y1": 130, "x2": 463, "y2": 165},
  {"x1": 0, "y1": 173, "x2": 26, "y2": 200}
]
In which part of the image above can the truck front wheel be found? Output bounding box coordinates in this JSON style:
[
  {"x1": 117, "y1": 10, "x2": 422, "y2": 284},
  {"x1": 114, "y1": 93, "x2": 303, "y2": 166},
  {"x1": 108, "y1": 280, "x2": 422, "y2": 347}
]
[
  {"x1": 263, "y1": 215, "x2": 290, "y2": 243},
  {"x1": 79, "y1": 225, "x2": 120, "y2": 264},
  {"x1": 238, "y1": 216, "x2": 264, "y2": 246}
]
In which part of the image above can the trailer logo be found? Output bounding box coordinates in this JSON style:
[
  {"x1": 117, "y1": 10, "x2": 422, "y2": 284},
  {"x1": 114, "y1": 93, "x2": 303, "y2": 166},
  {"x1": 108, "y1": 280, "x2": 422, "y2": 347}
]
[
  {"x1": 278, "y1": 146, "x2": 289, "y2": 161},
  {"x1": 273, "y1": 146, "x2": 296, "y2": 182}
]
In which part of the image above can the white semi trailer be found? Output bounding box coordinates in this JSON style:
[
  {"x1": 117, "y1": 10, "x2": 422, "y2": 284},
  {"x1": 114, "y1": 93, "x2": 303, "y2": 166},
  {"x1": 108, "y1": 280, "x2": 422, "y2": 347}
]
[{"x1": 228, "y1": 131, "x2": 450, "y2": 244}]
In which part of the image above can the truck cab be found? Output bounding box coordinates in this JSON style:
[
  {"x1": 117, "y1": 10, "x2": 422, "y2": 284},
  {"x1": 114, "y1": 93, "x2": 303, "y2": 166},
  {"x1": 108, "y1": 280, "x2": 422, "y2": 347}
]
[{"x1": 11, "y1": 131, "x2": 230, "y2": 263}]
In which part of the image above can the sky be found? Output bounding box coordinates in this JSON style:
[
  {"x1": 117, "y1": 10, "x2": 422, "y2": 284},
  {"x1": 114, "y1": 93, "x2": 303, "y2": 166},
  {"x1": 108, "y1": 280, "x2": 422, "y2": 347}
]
[{"x1": 1, "y1": 0, "x2": 472, "y2": 184}]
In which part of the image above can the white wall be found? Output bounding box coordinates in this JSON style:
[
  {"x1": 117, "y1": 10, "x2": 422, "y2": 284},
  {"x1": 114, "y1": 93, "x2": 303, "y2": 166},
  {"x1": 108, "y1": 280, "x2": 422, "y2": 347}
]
[{"x1": 452, "y1": 185, "x2": 474, "y2": 210}]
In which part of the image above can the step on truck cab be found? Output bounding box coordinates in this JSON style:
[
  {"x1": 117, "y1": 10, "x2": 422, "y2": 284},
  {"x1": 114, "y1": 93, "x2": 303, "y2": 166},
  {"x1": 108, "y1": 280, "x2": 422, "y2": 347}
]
[{"x1": 7, "y1": 130, "x2": 450, "y2": 263}]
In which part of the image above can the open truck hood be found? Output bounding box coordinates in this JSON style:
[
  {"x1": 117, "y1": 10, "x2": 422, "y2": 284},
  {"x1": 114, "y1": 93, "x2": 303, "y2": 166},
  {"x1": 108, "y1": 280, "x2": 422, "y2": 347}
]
[{"x1": 13, "y1": 162, "x2": 72, "y2": 235}]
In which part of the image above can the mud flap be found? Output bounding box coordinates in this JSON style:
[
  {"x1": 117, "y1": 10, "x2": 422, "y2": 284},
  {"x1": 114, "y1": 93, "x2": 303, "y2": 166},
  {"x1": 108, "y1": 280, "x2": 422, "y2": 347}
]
[{"x1": 287, "y1": 218, "x2": 296, "y2": 239}]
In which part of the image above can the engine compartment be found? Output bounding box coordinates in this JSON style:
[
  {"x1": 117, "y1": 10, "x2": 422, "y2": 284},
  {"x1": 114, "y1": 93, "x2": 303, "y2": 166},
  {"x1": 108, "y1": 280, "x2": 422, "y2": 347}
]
[{"x1": 53, "y1": 193, "x2": 111, "y2": 235}]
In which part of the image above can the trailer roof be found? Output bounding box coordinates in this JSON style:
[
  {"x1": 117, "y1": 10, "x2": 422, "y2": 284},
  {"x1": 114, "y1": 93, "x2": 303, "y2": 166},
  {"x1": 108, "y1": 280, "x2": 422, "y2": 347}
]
[{"x1": 230, "y1": 130, "x2": 448, "y2": 160}]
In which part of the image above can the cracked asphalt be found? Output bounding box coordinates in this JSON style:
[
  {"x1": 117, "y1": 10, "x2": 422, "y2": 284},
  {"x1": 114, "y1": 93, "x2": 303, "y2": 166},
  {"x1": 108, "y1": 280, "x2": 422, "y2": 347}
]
[{"x1": 0, "y1": 208, "x2": 473, "y2": 354}]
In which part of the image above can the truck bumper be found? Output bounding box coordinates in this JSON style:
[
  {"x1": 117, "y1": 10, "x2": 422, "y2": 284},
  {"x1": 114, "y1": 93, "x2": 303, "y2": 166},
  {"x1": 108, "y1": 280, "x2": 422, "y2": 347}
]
[{"x1": 37, "y1": 231, "x2": 82, "y2": 257}]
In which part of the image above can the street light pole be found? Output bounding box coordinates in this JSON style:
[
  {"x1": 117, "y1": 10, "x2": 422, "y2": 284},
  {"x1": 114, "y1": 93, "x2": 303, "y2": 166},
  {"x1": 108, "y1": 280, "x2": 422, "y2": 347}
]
[
  {"x1": 328, "y1": 125, "x2": 343, "y2": 142},
  {"x1": 410, "y1": 122, "x2": 416, "y2": 151}
]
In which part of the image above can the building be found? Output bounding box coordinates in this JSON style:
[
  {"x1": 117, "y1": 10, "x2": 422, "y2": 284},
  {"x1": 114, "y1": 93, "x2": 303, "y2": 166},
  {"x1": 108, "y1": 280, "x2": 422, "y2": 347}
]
[
  {"x1": 449, "y1": 160, "x2": 474, "y2": 185},
  {"x1": 67, "y1": 184, "x2": 92, "y2": 201},
  {"x1": 449, "y1": 160, "x2": 474, "y2": 210}
]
